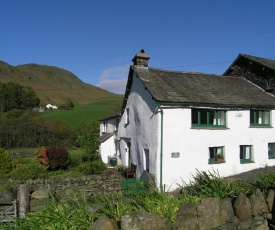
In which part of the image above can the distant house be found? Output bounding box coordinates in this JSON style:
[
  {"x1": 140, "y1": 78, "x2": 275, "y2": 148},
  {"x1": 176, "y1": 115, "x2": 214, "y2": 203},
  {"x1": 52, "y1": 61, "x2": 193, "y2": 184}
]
[
  {"x1": 224, "y1": 54, "x2": 275, "y2": 94},
  {"x1": 46, "y1": 104, "x2": 58, "y2": 110},
  {"x1": 99, "y1": 50, "x2": 275, "y2": 192}
]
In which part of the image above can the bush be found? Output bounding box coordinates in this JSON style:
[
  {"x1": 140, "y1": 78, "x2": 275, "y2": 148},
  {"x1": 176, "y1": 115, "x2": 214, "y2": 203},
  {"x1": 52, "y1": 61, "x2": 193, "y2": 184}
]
[
  {"x1": 255, "y1": 173, "x2": 275, "y2": 196},
  {"x1": 10, "y1": 161, "x2": 48, "y2": 180},
  {"x1": 90, "y1": 160, "x2": 107, "y2": 174},
  {"x1": 38, "y1": 146, "x2": 69, "y2": 171},
  {"x1": 76, "y1": 160, "x2": 106, "y2": 175},
  {"x1": 0, "y1": 148, "x2": 12, "y2": 174}
]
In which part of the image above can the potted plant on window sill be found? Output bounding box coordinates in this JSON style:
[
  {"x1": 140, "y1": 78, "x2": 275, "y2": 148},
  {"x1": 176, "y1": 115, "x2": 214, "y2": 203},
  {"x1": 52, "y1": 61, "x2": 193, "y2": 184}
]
[{"x1": 215, "y1": 154, "x2": 224, "y2": 163}]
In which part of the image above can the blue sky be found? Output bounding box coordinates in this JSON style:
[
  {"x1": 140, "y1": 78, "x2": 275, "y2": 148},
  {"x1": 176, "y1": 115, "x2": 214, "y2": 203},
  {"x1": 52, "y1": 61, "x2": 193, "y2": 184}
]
[{"x1": 1, "y1": 1, "x2": 275, "y2": 94}]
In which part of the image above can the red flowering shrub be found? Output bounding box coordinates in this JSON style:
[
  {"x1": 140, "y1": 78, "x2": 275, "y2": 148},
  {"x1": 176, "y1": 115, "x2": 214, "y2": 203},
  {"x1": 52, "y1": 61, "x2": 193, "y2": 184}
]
[{"x1": 38, "y1": 146, "x2": 69, "y2": 170}]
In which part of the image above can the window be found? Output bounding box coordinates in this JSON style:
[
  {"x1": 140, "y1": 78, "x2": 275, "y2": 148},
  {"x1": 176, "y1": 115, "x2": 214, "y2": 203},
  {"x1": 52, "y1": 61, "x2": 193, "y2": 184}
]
[
  {"x1": 269, "y1": 78, "x2": 275, "y2": 89},
  {"x1": 125, "y1": 108, "x2": 129, "y2": 125},
  {"x1": 250, "y1": 110, "x2": 270, "y2": 127},
  {"x1": 115, "y1": 118, "x2": 119, "y2": 130},
  {"x1": 240, "y1": 145, "x2": 253, "y2": 163},
  {"x1": 268, "y1": 143, "x2": 275, "y2": 159},
  {"x1": 192, "y1": 109, "x2": 226, "y2": 128},
  {"x1": 103, "y1": 121, "x2": 107, "y2": 133},
  {"x1": 209, "y1": 146, "x2": 224, "y2": 163},
  {"x1": 144, "y1": 149, "x2": 150, "y2": 172}
]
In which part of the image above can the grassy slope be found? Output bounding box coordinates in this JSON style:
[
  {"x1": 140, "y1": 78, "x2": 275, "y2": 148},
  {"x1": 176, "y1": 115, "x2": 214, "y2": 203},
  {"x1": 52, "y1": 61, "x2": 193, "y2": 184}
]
[
  {"x1": 0, "y1": 60, "x2": 124, "y2": 125},
  {"x1": 41, "y1": 97, "x2": 123, "y2": 127}
]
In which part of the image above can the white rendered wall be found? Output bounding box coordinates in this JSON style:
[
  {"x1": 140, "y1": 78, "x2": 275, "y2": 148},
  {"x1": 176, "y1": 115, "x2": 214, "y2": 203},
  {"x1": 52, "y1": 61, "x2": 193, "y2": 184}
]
[
  {"x1": 99, "y1": 135, "x2": 116, "y2": 164},
  {"x1": 117, "y1": 72, "x2": 159, "y2": 178},
  {"x1": 161, "y1": 108, "x2": 275, "y2": 191}
]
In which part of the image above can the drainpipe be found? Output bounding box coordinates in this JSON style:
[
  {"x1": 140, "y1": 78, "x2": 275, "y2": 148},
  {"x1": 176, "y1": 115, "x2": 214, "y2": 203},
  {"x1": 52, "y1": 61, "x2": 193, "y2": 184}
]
[{"x1": 158, "y1": 105, "x2": 164, "y2": 192}]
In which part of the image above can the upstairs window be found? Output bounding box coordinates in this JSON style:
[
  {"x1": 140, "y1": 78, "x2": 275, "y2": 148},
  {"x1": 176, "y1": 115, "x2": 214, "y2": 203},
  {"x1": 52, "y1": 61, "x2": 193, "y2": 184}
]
[
  {"x1": 268, "y1": 143, "x2": 275, "y2": 159},
  {"x1": 192, "y1": 109, "x2": 226, "y2": 128},
  {"x1": 240, "y1": 145, "x2": 253, "y2": 163},
  {"x1": 115, "y1": 118, "x2": 119, "y2": 130},
  {"x1": 250, "y1": 110, "x2": 270, "y2": 127}
]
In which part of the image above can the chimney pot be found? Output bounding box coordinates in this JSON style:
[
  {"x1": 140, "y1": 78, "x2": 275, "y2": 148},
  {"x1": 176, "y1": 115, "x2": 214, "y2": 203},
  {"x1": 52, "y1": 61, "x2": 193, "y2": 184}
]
[{"x1": 132, "y1": 49, "x2": 150, "y2": 67}]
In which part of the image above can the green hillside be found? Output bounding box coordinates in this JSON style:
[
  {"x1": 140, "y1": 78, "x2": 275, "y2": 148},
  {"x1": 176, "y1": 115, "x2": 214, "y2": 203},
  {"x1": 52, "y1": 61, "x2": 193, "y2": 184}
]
[{"x1": 0, "y1": 61, "x2": 122, "y2": 106}]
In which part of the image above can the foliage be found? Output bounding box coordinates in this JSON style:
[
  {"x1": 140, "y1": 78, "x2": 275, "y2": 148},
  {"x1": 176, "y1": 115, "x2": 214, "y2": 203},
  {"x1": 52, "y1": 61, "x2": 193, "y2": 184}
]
[
  {"x1": 0, "y1": 111, "x2": 77, "y2": 148},
  {"x1": 14, "y1": 192, "x2": 95, "y2": 230},
  {"x1": 254, "y1": 172, "x2": 275, "y2": 196},
  {"x1": 0, "y1": 82, "x2": 39, "y2": 113},
  {"x1": 95, "y1": 192, "x2": 140, "y2": 221},
  {"x1": 90, "y1": 160, "x2": 107, "y2": 174},
  {"x1": 10, "y1": 161, "x2": 48, "y2": 180},
  {"x1": 0, "y1": 148, "x2": 13, "y2": 174},
  {"x1": 39, "y1": 146, "x2": 69, "y2": 171},
  {"x1": 181, "y1": 169, "x2": 255, "y2": 199},
  {"x1": 76, "y1": 122, "x2": 99, "y2": 161}
]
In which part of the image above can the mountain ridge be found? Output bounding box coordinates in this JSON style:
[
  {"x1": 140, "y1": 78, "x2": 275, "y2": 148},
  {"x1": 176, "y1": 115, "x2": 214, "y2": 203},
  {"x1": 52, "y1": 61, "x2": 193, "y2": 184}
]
[{"x1": 0, "y1": 61, "x2": 121, "y2": 106}]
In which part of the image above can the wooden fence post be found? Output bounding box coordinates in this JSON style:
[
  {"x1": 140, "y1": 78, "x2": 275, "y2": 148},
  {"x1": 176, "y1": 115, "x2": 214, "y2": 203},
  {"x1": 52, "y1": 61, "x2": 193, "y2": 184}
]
[{"x1": 18, "y1": 184, "x2": 30, "y2": 218}]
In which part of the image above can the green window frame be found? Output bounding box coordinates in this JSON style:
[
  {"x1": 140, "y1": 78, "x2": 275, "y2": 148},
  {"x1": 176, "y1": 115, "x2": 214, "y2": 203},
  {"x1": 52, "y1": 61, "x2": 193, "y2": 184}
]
[
  {"x1": 209, "y1": 146, "x2": 224, "y2": 163},
  {"x1": 268, "y1": 143, "x2": 275, "y2": 159},
  {"x1": 240, "y1": 145, "x2": 253, "y2": 163},
  {"x1": 192, "y1": 109, "x2": 226, "y2": 128},
  {"x1": 250, "y1": 110, "x2": 271, "y2": 127}
]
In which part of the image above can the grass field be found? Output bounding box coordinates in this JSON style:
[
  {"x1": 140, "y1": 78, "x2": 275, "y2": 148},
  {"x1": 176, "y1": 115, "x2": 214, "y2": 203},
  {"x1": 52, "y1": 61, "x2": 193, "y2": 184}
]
[{"x1": 41, "y1": 97, "x2": 123, "y2": 128}]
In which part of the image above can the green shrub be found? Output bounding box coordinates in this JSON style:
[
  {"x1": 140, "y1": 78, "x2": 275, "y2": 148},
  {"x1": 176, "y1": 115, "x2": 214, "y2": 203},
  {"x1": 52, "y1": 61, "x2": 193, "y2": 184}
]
[
  {"x1": 90, "y1": 160, "x2": 107, "y2": 174},
  {"x1": 76, "y1": 160, "x2": 107, "y2": 175},
  {"x1": 255, "y1": 173, "x2": 275, "y2": 196},
  {"x1": 15, "y1": 192, "x2": 95, "y2": 229},
  {"x1": 45, "y1": 146, "x2": 69, "y2": 170},
  {"x1": 10, "y1": 161, "x2": 48, "y2": 180},
  {"x1": 0, "y1": 148, "x2": 12, "y2": 174}
]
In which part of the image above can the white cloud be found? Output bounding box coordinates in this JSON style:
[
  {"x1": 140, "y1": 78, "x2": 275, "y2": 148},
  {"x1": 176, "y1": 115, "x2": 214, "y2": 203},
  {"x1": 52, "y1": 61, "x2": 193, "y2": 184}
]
[
  {"x1": 97, "y1": 64, "x2": 130, "y2": 94},
  {"x1": 97, "y1": 79, "x2": 127, "y2": 94}
]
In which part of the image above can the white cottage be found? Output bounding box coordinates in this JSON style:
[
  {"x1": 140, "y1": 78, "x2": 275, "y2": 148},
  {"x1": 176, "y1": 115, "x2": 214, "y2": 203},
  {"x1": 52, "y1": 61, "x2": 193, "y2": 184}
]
[
  {"x1": 99, "y1": 114, "x2": 120, "y2": 165},
  {"x1": 100, "y1": 49, "x2": 275, "y2": 192}
]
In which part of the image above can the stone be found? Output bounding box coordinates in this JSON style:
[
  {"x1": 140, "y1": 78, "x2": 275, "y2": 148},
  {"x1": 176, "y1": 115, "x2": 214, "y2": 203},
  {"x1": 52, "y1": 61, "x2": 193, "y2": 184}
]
[
  {"x1": 174, "y1": 203, "x2": 199, "y2": 230},
  {"x1": 233, "y1": 193, "x2": 252, "y2": 221},
  {"x1": 31, "y1": 189, "x2": 50, "y2": 199},
  {"x1": 0, "y1": 189, "x2": 15, "y2": 202},
  {"x1": 220, "y1": 199, "x2": 235, "y2": 224},
  {"x1": 91, "y1": 215, "x2": 119, "y2": 230},
  {"x1": 196, "y1": 197, "x2": 222, "y2": 230},
  {"x1": 121, "y1": 210, "x2": 171, "y2": 230},
  {"x1": 249, "y1": 189, "x2": 268, "y2": 216},
  {"x1": 266, "y1": 189, "x2": 275, "y2": 212}
]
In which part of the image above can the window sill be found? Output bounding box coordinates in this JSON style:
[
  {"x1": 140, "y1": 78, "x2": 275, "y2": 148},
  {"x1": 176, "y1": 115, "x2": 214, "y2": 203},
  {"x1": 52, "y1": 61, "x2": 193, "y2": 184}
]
[
  {"x1": 208, "y1": 161, "x2": 226, "y2": 164},
  {"x1": 249, "y1": 125, "x2": 273, "y2": 128},
  {"x1": 240, "y1": 160, "x2": 254, "y2": 164},
  {"x1": 268, "y1": 155, "x2": 275, "y2": 159},
  {"x1": 191, "y1": 127, "x2": 229, "y2": 130}
]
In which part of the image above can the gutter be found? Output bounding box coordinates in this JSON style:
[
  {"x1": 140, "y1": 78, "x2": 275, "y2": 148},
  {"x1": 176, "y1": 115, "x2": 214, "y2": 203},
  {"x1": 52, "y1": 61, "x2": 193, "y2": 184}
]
[{"x1": 157, "y1": 103, "x2": 164, "y2": 192}]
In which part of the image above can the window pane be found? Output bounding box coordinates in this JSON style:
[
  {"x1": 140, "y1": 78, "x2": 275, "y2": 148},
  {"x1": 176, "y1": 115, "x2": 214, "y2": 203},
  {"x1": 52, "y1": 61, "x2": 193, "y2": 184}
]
[
  {"x1": 209, "y1": 147, "x2": 215, "y2": 159},
  {"x1": 192, "y1": 109, "x2": 199, "y2": 124},
  {"x1": 263, "y1": 111, "x2": 269, "y2": 125},
  {"x1": 250, "y1": 111, "x2": 254, "y2": 124},
  {"x1": 240, "y1": 146, "x2": 244, "y2": 159},
  {"x1": 200, "y1": 110, "x2": 208, "y2": 125},
  {"x1": 269, "y1": 143, "x2": 275, "y2": 156},
  {"x1": 245, "y1": 146, "x2": 250, "y2": 159},
  {"x1": 209, "y1": 110, "x2": 215, "y2": 125}
]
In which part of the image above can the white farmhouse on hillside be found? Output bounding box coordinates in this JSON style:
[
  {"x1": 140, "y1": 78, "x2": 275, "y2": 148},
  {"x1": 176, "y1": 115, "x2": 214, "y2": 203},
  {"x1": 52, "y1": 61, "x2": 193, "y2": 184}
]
[{"x1": 99, "y1": 49, "x2": 275, "y2": 192}]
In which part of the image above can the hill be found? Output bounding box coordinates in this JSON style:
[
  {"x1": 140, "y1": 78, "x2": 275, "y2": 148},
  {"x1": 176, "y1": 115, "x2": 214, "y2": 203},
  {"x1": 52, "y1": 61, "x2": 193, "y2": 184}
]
[{"x1": 0, "y1": 61, "x2": 122, "y2": 106}]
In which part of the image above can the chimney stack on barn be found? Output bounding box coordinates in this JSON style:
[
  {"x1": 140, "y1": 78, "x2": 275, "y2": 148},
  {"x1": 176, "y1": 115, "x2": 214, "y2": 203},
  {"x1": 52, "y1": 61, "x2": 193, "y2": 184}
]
[{"x1": 132, "y1": 49, "x2": 150, "y2": 67}]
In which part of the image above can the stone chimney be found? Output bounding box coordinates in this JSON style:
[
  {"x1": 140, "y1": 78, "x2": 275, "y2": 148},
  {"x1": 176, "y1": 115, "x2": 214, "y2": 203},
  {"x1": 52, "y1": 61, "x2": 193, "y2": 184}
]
[{"x1": 132, "y1": 49, "x2": 150, "y2": 67}]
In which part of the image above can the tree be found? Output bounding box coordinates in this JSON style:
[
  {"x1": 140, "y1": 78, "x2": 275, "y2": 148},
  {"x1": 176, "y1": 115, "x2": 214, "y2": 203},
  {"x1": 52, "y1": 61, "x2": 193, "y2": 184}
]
[{"x1": 76, "y1": 122, "x2": 99, "y2": 161}]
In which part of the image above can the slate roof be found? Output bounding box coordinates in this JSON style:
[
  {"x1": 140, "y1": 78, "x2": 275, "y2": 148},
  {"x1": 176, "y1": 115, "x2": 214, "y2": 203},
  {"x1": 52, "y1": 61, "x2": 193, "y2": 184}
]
[
  {"x1": 98, "y1": 132, "x2": 113, "y2": 143},
  {"x1": 129, "y1": 66, "x2": 275, "y2": 109},
  {"x1": 224, "y1": 54, "x2": 275, "y2": 75}
]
